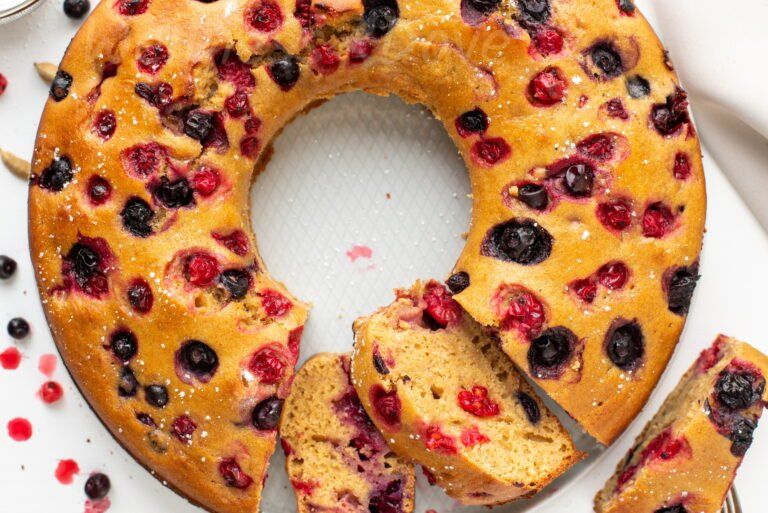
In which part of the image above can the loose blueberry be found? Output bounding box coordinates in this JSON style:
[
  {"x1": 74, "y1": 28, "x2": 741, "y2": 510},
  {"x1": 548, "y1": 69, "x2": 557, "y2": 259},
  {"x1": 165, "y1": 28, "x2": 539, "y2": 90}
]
[
  {"x1": 516, "y1": 0, "x2": 550, "y2": 28},
  {"x1": 729, "y1": 417, "x2": 756, "y2": 456},
  {"x1": 252, "y1": 396, "x2": 283, "y2": 430},
  {"x1": 626, "y1": 75, "x2": 650, "y2": 98},
  {"x1": 446, "y1": 271, "x2": 470, "y2": 294},
  {"x1": 528, "y1": 327, "x2": 576, "y2": 379},
  {"x1": 481, "y1": 218, "x2": 553, "y2": 265},
  {"x1": 144, "y1": 384, "x2": 169, "y2": 408},
  {"x1": 715, "y1": 371, "x2": 762, "y2": 411},
  {"x1": 7, "y1": 318, "x2": 29, "y2": 339},
  {"x1": 563, "y1": 162, "x2": 594, "y2": 197},
  {"x1": 121, "y1": 197, "x2": 154, "y2": 237},
  {"x1": 110, "y1": 329, "x2": 138, "y2": 362},
  {"x1": 117, "y1": 367, "x2": 139, "y2": 397},
  {"x1": 589, "y1": 42, "x2": 623, "y2": 78},
  {"x1": 153, "y1": 177, "x2": 194, "y2": 209},
  {"x1": 50, "y1": 70, "x2": 73, "y2": 102},
  {"x1": 665, "y1": 265, "x2": 699, "y2": 316},
  {"x1": 178, "y1": 340, "x2": 219, "y2": 378},
  {"x1": 517, "y1": 183, "x2": 549, "y2": 210},
  {"x1": 516, "y1": 391, "x2": 540, "y2": 424},
  {"x1": 84, "y1": 473, "x2": 111, "y2": 500},
  {"x1": 364, "y1": 0, "x2": 399, "y2": 38},
  {"x1": 183, "y1": 110, "x2": 214, "y2": 141},
  {"x1": 0, "y1": 256, "x2": 17, "y2": 279},
  {"x1": 127, "y1": 279, "x2": 153, "y2": 313},
  {"x1": 605, "y1": 319, "x2": 644, "y2": 371},
  {"x1": 219, "y1": 268, "x2": 251, "y2": 300},
  {"x1": 455, "y1": 108, "x2": 488, "y2": 137},
  {"x1": 38, "y1": 156, "x2": 74, "y2": 192},
  {"x1": 268, "y1": 53, "x2": 300, "y2": 91}
]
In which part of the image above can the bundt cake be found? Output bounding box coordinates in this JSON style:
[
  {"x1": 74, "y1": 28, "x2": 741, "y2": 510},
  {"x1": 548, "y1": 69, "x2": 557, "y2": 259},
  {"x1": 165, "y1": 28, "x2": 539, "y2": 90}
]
[
  {"x1": 350, "y1": 280, "x2": 582, "y2": 505},
  {"x1": 594, "y1": 335, "x2": 768, "y2": 513},
  {"x1": 29, "y1": 0, "x2": 704, "y2": 508},
  {"x1": 279, "y1": 353, "x2": 415, "y2": 513}
]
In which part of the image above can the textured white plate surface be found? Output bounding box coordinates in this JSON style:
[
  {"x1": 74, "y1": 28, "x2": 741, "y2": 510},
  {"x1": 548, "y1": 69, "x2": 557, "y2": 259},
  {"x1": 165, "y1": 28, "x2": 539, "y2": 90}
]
[{"x1": 0, "y1": 1, "x2": 767, "y2": 512}]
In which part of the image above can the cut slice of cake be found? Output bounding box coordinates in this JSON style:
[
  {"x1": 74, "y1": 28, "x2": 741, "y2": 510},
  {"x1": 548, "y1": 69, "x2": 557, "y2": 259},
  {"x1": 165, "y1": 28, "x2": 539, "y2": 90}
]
[
  {"x1": 279, "y1": 353, "x2": 415, "y2": 513},
  {"x1": 595, "y1": 335, "x2": 768, "y2": 513},
  {"x1": 351, "y1": 280, "x2": 582, "y2": 506}
]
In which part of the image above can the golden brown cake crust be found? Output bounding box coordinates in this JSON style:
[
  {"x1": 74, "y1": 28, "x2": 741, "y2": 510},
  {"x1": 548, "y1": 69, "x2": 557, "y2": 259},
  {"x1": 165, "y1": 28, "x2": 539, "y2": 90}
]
[{"x1": 29, "y1": 0, "x2": 703, "y2": 509}]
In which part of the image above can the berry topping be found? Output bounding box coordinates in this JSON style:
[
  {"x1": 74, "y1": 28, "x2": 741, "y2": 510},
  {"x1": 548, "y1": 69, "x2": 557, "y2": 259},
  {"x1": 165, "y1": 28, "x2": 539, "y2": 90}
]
[
  {"x1": 183, "y1": 253, "x2": 220, "y2": 287},
  {"x1": 369, "y1": 479, "x2": 405, "y2": 513},
  {"x1": 219, "y1": 458, "x2": 253, "y2": 489},
  {"x1": 445, "y1": 271, "x2": 470, "y2": 294},
  {"x1": 481, "y1": 218, "x2": 553, "y2": 265},
  {"x1": 7, "y1": 318, "x2": 30, "y2": 339},
  {"x1": 110, "y1": 329, "x2": 138, "y2": 362},
  {"x1": 137, "y1": 44, "x2": 168, "y2": 74},
  {"x1": 455, "y1": 108, "x2": 488, "y2": 138},
  {"x1": 178, "y1": 340, "x2": 219, "y2": 380},
  {"x1": 460, "y1": 426, "x2": 490, "y2": 447},
  {"x1": 171, "y1": 414, "x2": 197, "y2": 443},
  {"x1": 642, "y1": 202, "x2": 675, "y2": 238},
  {"x1": 249, "y1": 344, "x2": 288, "y2": 384},
  {"x1": 144, "y1": 384, "x2": 169, "y2": 408},
  {"x1": 349, "y1": 39, "x2": 374, "y2": 63},
  {"x1": 191, "y1": 166, "x2": 220, "y2": 197},
  {"x1": 40, "y1": 381, "x2": 64, "y2": 403},
  {"x1": 461, "y1": 0, "x2": 500, "y2": 17},
  {"x1": 121, "y1": 197, "x2": 155, "y2": 237},
  {"x1": 116, "y1": 0, "x2": 149, "y2": 15},
  {"x1": 651, "y1": 89, "x2": 691, "y2": 136},
  {"x1": 364, "y1": 0, "x2": 399, "y2": 38},
  {"x1": 562, "y1": 161, "x2": 594, "y2": 197},
  {"x1": 369, "y1": 384, "x2": 401, "y2": 428},
  {"x1": 219, "y1": 269, "x2": 251, "y2": 299},
  {"x1": 134, "y1": 81, "x2": 173, "y2": 108},
  {"x1": 596, "y1": 200, "x2": 633, "y2": 231},
  {"x1": 118, "y1": 367, "x2": 139, "y2": 397},
  {"x1": 153, "y1": 176, "x2": 194, "y2": 209},
  {"x1": 87, "y1": 175, "x2": 112, "y2": 205},
  {"x1": 655, "y1": 506, "x2": 687, "y2": 513},
  {"x1": 225, "y1": 90, "x2": 250, "y2": 118},
  {"x1": 63, "y1": 239, "x2": 112, "y2": 298},
  {"x1": 597, "y1": 261, "x2": 629, "y2": 290},
  {"x1": 423, "y1": 424, "x2": 458, "y2": 454},
  {"x1": 92, "y1": 110, "x2": 116, "y2": 140},
  {"x1": 311, "y1": 45, "x2": 340, "y2": 75},
  {"x1": 577, "y1": 133, "x2": 615, "y2": 161},
  {"x1": 642, "y1": 428, "x2": 690, "y2": 464},
  {"x1": 121, "y1": 142, "x2": 167, "y2": 179},
  {"x1": 183, "y1": 109, "x2": 214, "y2": 141},
  {"x1": 715, "y1": 370, "x2": 763, "y2": 411},
  {"x1": 626, "y1": 74, "x2": 650, "y2": 98},
  {"x1": 729, "y1": 417, "x2": 756, "y2": 456},
  {"x1": 38, "y1": 156, "x2": 74, "y2": 192},
  {"x1": 422, "y1": 282, "x2": 462, "y2": 328},
  {"x1": 0, "y1": 256, "x2": 17, "y2": 279},
  {"x1": 516, "y1": 0, "x2": 550, "y2": 28},
  {"x1": 605, "y1": 98, "x2": 629, "y2": 120},
  {"x1": 84, "y1": 473, "x2": 111, "y2": 500},
  {"x1": 673, "y1": 152, "x2": 691, "y2": 180},
  {"x1": 127, "y1": 278, "x2": 153, "y2": 314},
  {"x1": 527, "y1": 327, "x2": 576, "y2": 379},
  {"x1": 516, "y1": 391, "x2": 541, "y2": 424},
  {"x1": 212, "y1": 230, "x2": 249, "y2": 256},
  {"x1": 617, "y1": 0, "x2": 635, "y2": 15},
  {"x1": 458, "y1": 385, "x2": 500, "y2": 417},
  {"x1": 246, "y1": 1, "x2": 283, "y2": 32},
  {"x1": 589, "y1": 41, "x2": 623, "y2": 79},
  {"x1": 294, "y1": 0, "x2": 312, "y2": 28},
  {"x1": 570, "y1": 278, "x2": 597, "y2": 303},
  {"x1": 240, "y1": 136, "x2": 261, "y2": 158},
  {"x1": 268, "y1": 53, "x2": 300, "y2": 91},
  {"x1": 494, "y1": 285, "x2": 546, "y2": 338},
  {"x1": 516, "y1": 183, "x2": 549, "y2": 210},
  {"x1": 665, "y1": 265, "x2": 699, "y2": 316},
  {"x1": 372, "y1": 351, "x2": 389, "y2": 374},
  {"x1": 50, "y1": 70, "x2": 73, "y2": 102},
  {"x1": 252, "y1": 396, "x2": 283, "y2": 430},
  {"x1": 215, "y1": 50, "x2": 256, "y2": 90},
  {"x1": 531, "y1": 26, "x2": 563, "y2": 57},
  {"x1": 527, "y1": 67, "x2": 567, "y2": 107},
  {"x1": 471, "y1": 137, "x2": 511, "y2": 167},
  {"x1": 261, "y1": 289, "x2": 292, "y2": 317},
  {"x1": 136, "y1": 412, "x2": 156, "y2": 426},
  {"x1": 605, "y1": 319, "x2": 644, "y2": 371}
]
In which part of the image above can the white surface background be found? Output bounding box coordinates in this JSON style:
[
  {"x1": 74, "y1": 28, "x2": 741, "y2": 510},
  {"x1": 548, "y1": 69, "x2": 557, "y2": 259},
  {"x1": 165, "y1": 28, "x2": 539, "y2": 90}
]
[{"x1": 1, "y1": 0, "x2": 767, "y2": 512}]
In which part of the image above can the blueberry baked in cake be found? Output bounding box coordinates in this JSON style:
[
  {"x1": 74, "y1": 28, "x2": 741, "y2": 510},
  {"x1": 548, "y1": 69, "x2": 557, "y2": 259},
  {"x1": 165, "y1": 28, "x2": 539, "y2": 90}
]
[
  {"x1": 595, "y1": 336, "x2": 768, "y2": 513},
  {"x1": 28, "y1": 0, "x2": 704, "y2": 507},
  {"x1": 280, "y1": 353, "x2": 415, "y2": 513},
  {"x1": 351, "y1": 281, "x2": 582, "y2": 505}
]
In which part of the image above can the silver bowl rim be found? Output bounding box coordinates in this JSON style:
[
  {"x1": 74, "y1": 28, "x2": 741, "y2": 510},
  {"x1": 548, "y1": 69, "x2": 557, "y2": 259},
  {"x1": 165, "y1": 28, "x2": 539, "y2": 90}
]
[{"x1": 0, "y1": 0, "x2": 45, "y2": 25}]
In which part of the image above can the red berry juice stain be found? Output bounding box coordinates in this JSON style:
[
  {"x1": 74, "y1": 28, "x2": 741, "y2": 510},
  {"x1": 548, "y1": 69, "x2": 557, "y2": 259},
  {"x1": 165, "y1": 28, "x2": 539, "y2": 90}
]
[
  {"x1": 1, "y1": 347, "x2": 21, "y2": 370},
  {"x1": 7, "y1": 417, "x2": 33, "y2": 441},
  {"x1": 346, "y1": 244, "x2": 373, "y2": 263},
  {"x1": 84, "y1": 497, "x2": 111, "y2": 513},
  {"x1": 55, "y1": 459, "x2": 80, "y2": 484},
  {"x1": 39, "y1": 353, "x2": 58, "y2": 377}
]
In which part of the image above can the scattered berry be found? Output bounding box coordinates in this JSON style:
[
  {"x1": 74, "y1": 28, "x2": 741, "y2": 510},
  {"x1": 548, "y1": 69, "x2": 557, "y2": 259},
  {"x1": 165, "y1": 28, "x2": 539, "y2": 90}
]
[
  {"x1": 40, "y1": 381, "x2": 64, "y2": 403},
  {"x1": 84, "y1": 473, "x2": 111, "y2": 500},
  {"x1": 7, "y1": 317, "x2": 29, "y2": 339},
  {"x1": 0, "y1": 256, "x2": 16, "y2": 279}
]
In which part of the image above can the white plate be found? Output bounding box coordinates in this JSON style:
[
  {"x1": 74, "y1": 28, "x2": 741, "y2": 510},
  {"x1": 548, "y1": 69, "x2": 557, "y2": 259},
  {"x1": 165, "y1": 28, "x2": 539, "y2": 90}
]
[{"x1": 1, "y1": 1, "x2": 767, "y2": 512}]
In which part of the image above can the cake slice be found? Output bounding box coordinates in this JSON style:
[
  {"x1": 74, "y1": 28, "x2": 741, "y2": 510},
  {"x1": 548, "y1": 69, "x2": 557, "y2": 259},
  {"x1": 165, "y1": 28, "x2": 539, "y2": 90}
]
[
  {"x1": 595, "y1": 335, "x2": 768, "y2": 513},
  {"x1": 279, "y1": 353, "x2": 415, "y2": 513},
  {"x1": 351, "y1": 280, "x2": 582, "y2": 505}
]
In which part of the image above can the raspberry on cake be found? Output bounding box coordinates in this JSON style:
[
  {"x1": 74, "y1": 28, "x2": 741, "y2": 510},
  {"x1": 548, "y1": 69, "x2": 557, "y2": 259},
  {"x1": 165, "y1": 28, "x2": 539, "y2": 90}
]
[
  {"x1": 595, "y1": 336, "x2": 768, "y2": 513},
  {"x1": 351, "y1": 281, "x2": 583, "y2": 505},
  {"x1": 29, "y1": 0, "x2": 704, "y2": 509},
  {"x1": 279, "y1": 353, "x2": 415, "y2": 513}
]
